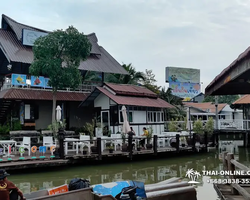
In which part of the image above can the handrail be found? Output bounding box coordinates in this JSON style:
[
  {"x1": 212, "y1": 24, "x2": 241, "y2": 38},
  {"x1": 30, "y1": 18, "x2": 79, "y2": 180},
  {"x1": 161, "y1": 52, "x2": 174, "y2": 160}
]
[{"x1": 221, "y1": 152, "x2": 250, "y2": 198}]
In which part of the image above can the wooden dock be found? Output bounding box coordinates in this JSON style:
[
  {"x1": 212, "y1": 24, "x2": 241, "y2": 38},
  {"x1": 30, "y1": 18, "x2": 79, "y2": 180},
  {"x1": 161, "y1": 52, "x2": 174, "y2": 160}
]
[{"x1": 214, "y1": 152, "x2": 250, "y2": 200}]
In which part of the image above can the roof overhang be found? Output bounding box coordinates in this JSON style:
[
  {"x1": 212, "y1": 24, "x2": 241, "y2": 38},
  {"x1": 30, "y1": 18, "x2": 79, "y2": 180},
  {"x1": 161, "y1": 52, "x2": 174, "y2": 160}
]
[{"x1": 205, "y1": 49, "x2": 250, "y2": 96}]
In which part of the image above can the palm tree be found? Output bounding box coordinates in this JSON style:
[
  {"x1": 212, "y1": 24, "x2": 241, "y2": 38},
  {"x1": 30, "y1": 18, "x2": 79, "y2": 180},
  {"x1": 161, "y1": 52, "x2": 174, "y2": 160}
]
[
  {"x1": 194, "y1": 171, "x2": 201, "y2": 181},
  {"x1": 185, "y1": 168, "x2": 195, "y2": 181},
  {"x1": 105, "y1": 63, "x2": 145, "y2": 85}
]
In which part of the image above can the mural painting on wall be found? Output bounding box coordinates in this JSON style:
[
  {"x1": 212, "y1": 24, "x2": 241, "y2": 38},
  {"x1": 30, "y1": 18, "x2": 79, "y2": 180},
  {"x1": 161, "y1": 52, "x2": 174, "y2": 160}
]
[
  {"x1": 31, "y1": 76, "x2": 45, "y2": 87},
  {"x1": 11, "y1": 74, "x2": 27, "y2": 86}
]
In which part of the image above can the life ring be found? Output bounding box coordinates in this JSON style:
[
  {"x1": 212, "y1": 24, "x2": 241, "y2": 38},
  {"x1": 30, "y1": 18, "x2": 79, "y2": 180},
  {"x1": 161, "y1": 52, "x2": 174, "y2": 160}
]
[
  {"x1": 19, "y1": 147, "x2": 25, "y2": 154},
  {"x1": 50, "y1": 146, "x2": 56, "y2": 153},
  {"x1": 31, "y1": 146, "x2": 37, "y2": 153}
]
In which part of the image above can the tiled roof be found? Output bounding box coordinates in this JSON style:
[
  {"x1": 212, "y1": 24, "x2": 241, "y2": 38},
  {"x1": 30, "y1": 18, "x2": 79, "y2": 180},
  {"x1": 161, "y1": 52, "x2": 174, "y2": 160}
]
[
  {"x1": 232, "y1": 95, "x2": 250, "y2": 104},
  {"x1": 0, "y1": 88, "x2": 89, "y2": 101},
  {"x1": 97, "y1": 87, "x2": 174, "y2": 108},
  {"x1": 0, "y1": 14, "x2": 128, "y2": 75},
  {"x1": 184, "y1": 102, "x2": 227, "y2": 113},
  {"x1": 104, "y1": 83, "x2": 157, "y2": 98}
]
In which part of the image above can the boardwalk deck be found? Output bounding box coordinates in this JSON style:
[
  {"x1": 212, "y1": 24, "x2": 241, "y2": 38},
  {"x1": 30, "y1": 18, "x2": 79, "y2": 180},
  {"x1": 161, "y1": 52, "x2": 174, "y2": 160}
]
[{"x1": 0, "y1": 145, "x2": 205, "y2": 171}]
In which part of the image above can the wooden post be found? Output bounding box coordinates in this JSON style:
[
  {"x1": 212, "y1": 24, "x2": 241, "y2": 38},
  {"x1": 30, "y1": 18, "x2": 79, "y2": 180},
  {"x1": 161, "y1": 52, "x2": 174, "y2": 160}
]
[
  {"x1": 128, "y1": 135, "x2": 133, "y2": 160},
  {"x1": 227, "y1": 153, "x2": 238, "y2": 195},
  {"x1": 97, "y1": 137, "x2": 102, "y2": 160},
  {"x1": 204, "y1": 132, "x2": 208, "y2": 152},
  {"x1": 153, "y1": 135, "x2": 157, "y2": 155},
  {"x1": 243, "y1": 132, "x2": 247, "y2": 147},
  {"x1": 58, "y1": 128, "x2": 65, "y2": 159},
  {"x1": 222, "y1": 152, "x2": 228, "y2": 171},
  {"x1": 192, "y1": 133, "x2": 196, "y2": 152},
  {"x1": 176, "y1": 134, "x2": 180, "y2": 153}
]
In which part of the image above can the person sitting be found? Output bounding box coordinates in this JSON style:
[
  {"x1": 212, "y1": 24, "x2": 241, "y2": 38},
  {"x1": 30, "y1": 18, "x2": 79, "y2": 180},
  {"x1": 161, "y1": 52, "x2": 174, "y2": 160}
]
[
  {"x1": 139, "y1": 127, "x2": 148, "y2": 148},
  {"x1": 0, "y1": 169, "x2": 26, "y2": 200}
]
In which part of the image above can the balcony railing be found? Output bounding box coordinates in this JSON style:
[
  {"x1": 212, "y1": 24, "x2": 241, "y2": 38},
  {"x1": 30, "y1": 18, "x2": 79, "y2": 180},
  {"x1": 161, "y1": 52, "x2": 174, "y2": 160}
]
[
  {"x1": 1, "y1": 77, "x2": 102, "y2": 93},
  {"x1": 164, "y1": 119, "x2": 250, "y2": 131}
]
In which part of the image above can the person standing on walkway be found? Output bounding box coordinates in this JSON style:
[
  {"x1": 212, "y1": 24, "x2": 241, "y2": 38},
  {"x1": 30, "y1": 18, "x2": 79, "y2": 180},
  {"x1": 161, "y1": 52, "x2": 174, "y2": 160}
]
[{"x1": 0, "y1": 169, "x2": 26, "y2": 200}]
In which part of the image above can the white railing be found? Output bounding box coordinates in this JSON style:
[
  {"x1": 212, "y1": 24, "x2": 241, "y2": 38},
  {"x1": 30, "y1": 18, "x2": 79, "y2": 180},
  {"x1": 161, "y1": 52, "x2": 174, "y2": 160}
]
[
  {"x1": 1, "y1": 80, "x2": 99, "y2": 93},
  {"x1": 165, "y1": 119, "x2": 250, "y2": 130}
]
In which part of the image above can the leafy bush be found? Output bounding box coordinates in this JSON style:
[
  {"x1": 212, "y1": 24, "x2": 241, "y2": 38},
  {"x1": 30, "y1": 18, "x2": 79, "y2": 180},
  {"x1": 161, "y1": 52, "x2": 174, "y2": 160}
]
[{"x1": 193, "y1": 118, "x2": 204, "y2": 135}]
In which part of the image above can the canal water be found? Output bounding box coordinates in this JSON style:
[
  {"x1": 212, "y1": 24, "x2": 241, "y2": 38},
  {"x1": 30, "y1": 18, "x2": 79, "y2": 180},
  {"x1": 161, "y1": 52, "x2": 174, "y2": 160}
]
[{"x1": 8, "y1": 148, "x2": 250, "y2": 200}]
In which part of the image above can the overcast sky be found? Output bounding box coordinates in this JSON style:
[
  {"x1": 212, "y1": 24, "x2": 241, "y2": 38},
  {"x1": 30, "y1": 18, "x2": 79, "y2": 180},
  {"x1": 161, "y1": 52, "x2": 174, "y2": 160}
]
[{"x1": 2, "y1": 0, "x2": 250, "y2": 92}]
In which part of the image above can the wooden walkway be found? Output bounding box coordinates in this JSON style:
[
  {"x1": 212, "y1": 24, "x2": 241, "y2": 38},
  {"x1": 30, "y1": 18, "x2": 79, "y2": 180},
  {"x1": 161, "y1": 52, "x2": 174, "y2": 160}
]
[
  {"x1": 0, "y1": 146, "x2": 201, "y2": 171},
  {"x1": 214, "y1": 152, "x2": 250, "y2": 200}
]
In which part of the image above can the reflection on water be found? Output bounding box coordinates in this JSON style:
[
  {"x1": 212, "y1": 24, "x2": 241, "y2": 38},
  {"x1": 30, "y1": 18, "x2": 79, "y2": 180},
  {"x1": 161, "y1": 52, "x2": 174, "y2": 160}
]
[{"x1": 8, "y1": 149, "x2": 249, "y2": 200}]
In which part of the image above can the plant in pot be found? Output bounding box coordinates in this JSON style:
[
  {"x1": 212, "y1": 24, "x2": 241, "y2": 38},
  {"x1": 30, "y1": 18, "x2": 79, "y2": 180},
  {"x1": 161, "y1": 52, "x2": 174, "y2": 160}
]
[
  {"x1": 136, "y1": 141, "x2": 141, "y2": 151},
  {"x1": 83, "y1": 119, "x2": 96, "y2": 153},
  {"x1": 193, "y1": 118, "x2": 204, "y2": 147},
  {"x1": 107, "y1": 142, "x2": 114, "y2": 153},
  {"x1": 121, "y1": 132, "x2": 128, "y2": 152},
  {"x1": 146, "y1": 127, "x2": 153, "y2": 149}
]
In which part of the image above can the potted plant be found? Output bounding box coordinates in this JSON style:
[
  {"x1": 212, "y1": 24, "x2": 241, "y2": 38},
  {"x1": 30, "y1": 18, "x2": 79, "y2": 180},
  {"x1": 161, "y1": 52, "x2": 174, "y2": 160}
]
[
  {"x1": 136, "y1": 141, "x2": 141, "y2": 151},
  {"x1": 146, "y1": 127, "x2": 153, "y2": 149},
  {"x1": 121, "y1": 132, "x2": 128, "y2": 152},
  {"x1": 108, "y1": 142, "x2": 114, "y2": 153},
  {"x1": 82, "y1": 145, "x2": 88, "y2": 155}
]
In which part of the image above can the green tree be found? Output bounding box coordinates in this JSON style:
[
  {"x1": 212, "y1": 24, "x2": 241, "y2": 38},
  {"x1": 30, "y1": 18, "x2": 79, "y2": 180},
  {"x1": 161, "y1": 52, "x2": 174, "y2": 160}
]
[
  {"x1": 204, "y1": 117, "x2": 214, "y2": 135},
  {"x1": 203, "y1": 95, "x2": 240, "y2": 105},
  {"x1": 142, "y1": 69, "x2": 161, "y2": 94},
  {"x1": 29, "y1": 26, "x2": 92, "y2": 122},
  {"x1": 105, "y1": 63, "x2": 145, "y2": 84},
  {"x1": 193, "y1": 118, "x2": 204, "y2": 135}
]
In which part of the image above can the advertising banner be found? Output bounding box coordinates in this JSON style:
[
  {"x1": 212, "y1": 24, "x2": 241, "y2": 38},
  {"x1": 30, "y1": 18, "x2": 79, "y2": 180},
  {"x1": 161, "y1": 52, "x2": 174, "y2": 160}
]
[
  {"x1": 166, "y1": 67, "x2": 200, "y2": 83},
  {"x1": 169, "y1": 82, "x2": 200, "y2": 100},
  {"x1": 44, "y1": 78, "x2": 52, "y2": 88},
  {"x1": 11, "y1": 74, "x2": 27, "y2": 86},
  {"x1": 31, "y1": 76, "x2": 45, "y2": 87}
]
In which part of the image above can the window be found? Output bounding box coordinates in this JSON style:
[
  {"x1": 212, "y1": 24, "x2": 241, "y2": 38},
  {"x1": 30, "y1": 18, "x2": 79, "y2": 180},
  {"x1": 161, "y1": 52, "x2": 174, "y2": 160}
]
[
  {"x1": 119, "y1": 111, "x2": 133, "y2": 123},
  {"x1": 147, "y1": 111, "x2": 164, "y2": 123}
]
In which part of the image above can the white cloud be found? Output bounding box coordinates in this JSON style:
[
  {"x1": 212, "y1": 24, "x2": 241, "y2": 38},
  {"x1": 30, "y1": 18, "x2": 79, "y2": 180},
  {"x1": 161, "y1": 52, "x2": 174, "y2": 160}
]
[{"x1": 2, "y1": 0, "x2": 250, "y2": 93}]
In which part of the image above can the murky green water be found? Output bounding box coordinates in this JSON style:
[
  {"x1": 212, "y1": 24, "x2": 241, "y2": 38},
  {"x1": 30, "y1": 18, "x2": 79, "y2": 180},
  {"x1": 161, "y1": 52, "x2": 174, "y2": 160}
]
[{"x1": 7, "y1": 148, "x2": 250, "y2": 200}]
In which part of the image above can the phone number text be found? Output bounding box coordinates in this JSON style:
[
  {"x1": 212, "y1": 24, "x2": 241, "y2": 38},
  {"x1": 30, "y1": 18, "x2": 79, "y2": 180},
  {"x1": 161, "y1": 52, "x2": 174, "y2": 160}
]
[{"x1": 207, "y1": 179, "x2": 250, "y2": 184}]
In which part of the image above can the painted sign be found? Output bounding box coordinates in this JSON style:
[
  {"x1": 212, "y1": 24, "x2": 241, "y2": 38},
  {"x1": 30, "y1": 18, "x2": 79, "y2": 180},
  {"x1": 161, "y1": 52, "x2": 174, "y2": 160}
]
[
  {"x1": 11, "y1": 74, "x2": 27, "y2": 86},
  {"x1": 22, "y1": 29, "x2": 48, "y2": 46},
  {"x1": 169, "y1": 82, "x2": 200, "y2": 100},
  {"x1": 166, "y1": 67, "x2": 200, "y2": 83},
  {"x1": 48, "y1": 184, "x2": 68, "y2": 195},
  {"x1": 31, "y1": 76, "x2": 45, "y2": 87},
  {"x1": 44, "y1": 78, "x2": 52, "y2": 88}
]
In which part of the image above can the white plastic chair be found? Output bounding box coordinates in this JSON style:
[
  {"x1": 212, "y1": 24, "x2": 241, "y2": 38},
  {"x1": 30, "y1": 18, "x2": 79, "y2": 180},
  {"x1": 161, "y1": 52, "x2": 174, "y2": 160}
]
[
  {"x1": 43, "y1": 136, "x2": 56, "y2": 150},
  {"x1": 16, "y1": 137, "x2": 31, "y2": 156},
  {"x1": 78, "y1": 135, "x2": 91, "y2": 153},
  {"x1": 111, "y1": 134, "x2": 122, "y2": 151}
]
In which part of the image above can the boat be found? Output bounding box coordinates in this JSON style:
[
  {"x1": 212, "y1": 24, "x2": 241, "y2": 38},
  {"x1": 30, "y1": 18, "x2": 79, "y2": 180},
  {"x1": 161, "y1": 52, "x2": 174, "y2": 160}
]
[{"x1": 23, "y1": 177, "x2": 197, "y2": 200}]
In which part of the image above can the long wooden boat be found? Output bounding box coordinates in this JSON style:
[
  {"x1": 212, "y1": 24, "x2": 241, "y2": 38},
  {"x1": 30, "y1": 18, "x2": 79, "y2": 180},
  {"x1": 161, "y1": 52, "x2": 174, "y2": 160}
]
[{"x1": 23, "y1": 177, "x2": 197, "y2": 200}]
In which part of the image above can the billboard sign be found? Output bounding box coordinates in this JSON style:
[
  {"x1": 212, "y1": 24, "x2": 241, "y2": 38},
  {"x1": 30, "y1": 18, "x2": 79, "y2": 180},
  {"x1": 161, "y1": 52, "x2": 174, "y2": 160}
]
[
  {"x1": 31, "y1": 76, "x2": 45, "y2": 87},
  {"x1": 169, "y1": 82, "x2": 200, "y2": 100},
  {"x1": 11, "y1": 74, "x2": 27, "y2": 86},
  {"x1": 166, "y1": 67, "x2": 200, "y2": 83},
  {"x1": 22, "y1": 29, "x2": 48, "y2": 46}
]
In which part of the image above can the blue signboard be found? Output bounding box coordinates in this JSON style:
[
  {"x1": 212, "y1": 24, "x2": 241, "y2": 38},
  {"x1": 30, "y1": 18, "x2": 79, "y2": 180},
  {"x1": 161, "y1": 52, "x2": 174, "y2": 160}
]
[
  {"x1": 44, "y1": 78, "x2": 52, "y2": 88},
  {"x1": 31, "y1": 76, "x2": 45, "y2": 87},
  {"x1": 11, "y1": 74, "x2": 27, "y2": 86}
]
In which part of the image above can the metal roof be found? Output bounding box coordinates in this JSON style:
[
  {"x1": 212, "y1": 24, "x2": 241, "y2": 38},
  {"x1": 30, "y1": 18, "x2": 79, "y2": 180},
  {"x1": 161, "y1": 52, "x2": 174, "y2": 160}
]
[
  {"x1": 0, "y1": 88, "x2": 89, "y2": 101},
  {"x1": 80, "y1": 84, "x2": 174, "y2": 108},
  {"x1": 0, "y1": 14, "x2": 128, "y2": 75}
]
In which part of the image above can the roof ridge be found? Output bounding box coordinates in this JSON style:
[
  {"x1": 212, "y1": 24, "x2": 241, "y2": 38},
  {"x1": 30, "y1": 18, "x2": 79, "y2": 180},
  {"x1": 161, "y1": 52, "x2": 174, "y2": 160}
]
[{"x1": 2, "y1": 14, "x2": 49, "y2": 33}]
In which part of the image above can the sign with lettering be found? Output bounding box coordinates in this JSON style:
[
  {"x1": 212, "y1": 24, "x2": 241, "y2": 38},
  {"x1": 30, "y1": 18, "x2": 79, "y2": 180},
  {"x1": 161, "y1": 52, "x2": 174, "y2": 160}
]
[
  {"x1": 169, "y1": 82, "x2": 200, "y2": 101},
  {"x1": 48, "y1": 184, "x2": 68, "y2": 195}
]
